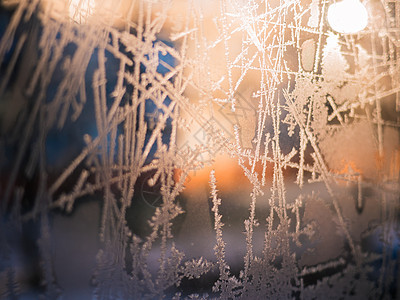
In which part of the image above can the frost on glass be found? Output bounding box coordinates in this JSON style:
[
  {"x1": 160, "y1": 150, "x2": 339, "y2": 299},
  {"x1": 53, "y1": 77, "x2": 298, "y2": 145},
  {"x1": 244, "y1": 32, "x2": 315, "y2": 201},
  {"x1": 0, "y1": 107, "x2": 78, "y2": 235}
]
[{"x1": 0, "y1": 0, "x2": 399, "y2": 298}]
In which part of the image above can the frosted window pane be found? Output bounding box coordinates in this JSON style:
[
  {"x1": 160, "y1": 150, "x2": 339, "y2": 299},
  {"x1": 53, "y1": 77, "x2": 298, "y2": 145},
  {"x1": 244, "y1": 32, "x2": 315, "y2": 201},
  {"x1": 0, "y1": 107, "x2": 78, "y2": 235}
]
[{"x1": 0, "y1": 0, "x2": 399, "y2": 298}]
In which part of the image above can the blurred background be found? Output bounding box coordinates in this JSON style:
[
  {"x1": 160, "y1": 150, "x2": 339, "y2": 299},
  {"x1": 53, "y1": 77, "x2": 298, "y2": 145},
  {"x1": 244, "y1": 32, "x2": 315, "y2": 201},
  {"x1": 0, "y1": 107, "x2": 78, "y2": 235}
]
[{"x1": 1, "y1": 0, "x2": 400, "y2": 298}]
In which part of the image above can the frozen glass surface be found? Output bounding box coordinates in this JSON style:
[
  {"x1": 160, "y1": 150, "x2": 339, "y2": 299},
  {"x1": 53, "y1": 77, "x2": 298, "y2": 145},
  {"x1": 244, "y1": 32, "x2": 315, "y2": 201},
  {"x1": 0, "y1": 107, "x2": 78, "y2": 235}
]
[{"x1": 0, "y1": 0, "x2": 399, "y2": 298}]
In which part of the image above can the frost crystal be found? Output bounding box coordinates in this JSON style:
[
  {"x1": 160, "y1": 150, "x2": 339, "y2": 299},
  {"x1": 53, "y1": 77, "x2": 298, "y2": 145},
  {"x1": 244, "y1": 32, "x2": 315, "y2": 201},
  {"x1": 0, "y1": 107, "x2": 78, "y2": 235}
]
[{"x1": 0, "y1": 0, "x2": 399, "y2": 298}]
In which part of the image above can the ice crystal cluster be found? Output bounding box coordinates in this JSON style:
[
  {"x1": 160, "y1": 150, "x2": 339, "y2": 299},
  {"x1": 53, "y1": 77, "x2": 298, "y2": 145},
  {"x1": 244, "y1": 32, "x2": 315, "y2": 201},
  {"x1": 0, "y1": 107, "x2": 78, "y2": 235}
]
[{"x1": 1, "y1": 0, "x2": 400, "y2": 298}]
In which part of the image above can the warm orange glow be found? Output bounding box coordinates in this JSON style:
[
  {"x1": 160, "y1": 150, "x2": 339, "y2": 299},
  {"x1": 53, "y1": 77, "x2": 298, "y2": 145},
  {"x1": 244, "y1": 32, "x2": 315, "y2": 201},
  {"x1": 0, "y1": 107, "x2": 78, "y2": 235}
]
[
  {"x1": 174, "y1": 154, "x2": 256, "y2": 193},
  {"x1": 335, "y1": 160, "x2": 363, "y2": 176},
  {"x1": 333, "y1": 147, "x2": 400, "y2": 182}
]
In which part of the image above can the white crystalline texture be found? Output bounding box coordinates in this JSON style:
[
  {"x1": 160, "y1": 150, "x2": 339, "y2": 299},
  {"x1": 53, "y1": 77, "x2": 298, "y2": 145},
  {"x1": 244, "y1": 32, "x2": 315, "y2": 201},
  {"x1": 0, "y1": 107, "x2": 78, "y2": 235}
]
[{"x1": 0, "y1": 0, "x2": 399, "y2": 299}]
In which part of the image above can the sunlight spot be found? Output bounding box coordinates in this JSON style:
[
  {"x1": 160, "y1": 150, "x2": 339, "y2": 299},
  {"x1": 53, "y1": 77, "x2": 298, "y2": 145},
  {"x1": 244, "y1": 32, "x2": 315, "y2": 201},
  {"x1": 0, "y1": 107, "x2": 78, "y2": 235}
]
[{"x1": 327, "y1": 0, "x2": 368, "y2": 34}]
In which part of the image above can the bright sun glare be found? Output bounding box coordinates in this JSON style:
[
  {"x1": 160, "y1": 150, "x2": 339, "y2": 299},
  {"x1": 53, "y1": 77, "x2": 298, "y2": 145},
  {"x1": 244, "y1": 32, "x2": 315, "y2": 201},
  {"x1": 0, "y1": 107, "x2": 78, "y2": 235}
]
[{"x1": 327, "y1": 0, "x2": 368, "y2": 34}]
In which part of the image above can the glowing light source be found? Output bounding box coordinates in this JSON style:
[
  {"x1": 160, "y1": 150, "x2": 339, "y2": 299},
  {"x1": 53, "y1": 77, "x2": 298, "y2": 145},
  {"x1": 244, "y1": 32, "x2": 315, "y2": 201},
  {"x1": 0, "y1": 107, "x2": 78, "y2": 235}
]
[{"x1": 327, "y1": 0, "x2": 368, "y2": 34}]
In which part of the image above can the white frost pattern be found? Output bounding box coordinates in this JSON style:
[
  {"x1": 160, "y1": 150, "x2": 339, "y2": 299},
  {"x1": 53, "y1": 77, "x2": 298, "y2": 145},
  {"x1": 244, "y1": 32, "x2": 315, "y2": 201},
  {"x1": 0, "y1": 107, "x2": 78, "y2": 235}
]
[{"x1": 0, "y1": 0, "x2": 399, "y2": 298}]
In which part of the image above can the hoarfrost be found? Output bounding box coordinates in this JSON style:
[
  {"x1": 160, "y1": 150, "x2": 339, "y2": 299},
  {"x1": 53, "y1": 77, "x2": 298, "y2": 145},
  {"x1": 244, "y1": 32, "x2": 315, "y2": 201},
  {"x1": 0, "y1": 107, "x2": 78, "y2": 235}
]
[{"x1": 0, "y1": 0, "x2": 399, "y2": 298}]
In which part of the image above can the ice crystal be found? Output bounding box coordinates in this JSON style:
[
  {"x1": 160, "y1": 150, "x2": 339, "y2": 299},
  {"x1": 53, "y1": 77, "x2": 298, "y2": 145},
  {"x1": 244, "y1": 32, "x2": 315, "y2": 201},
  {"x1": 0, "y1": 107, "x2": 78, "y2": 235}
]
[{"x1": 0, "y1": 0, "x2": 399, "y2": 298}]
